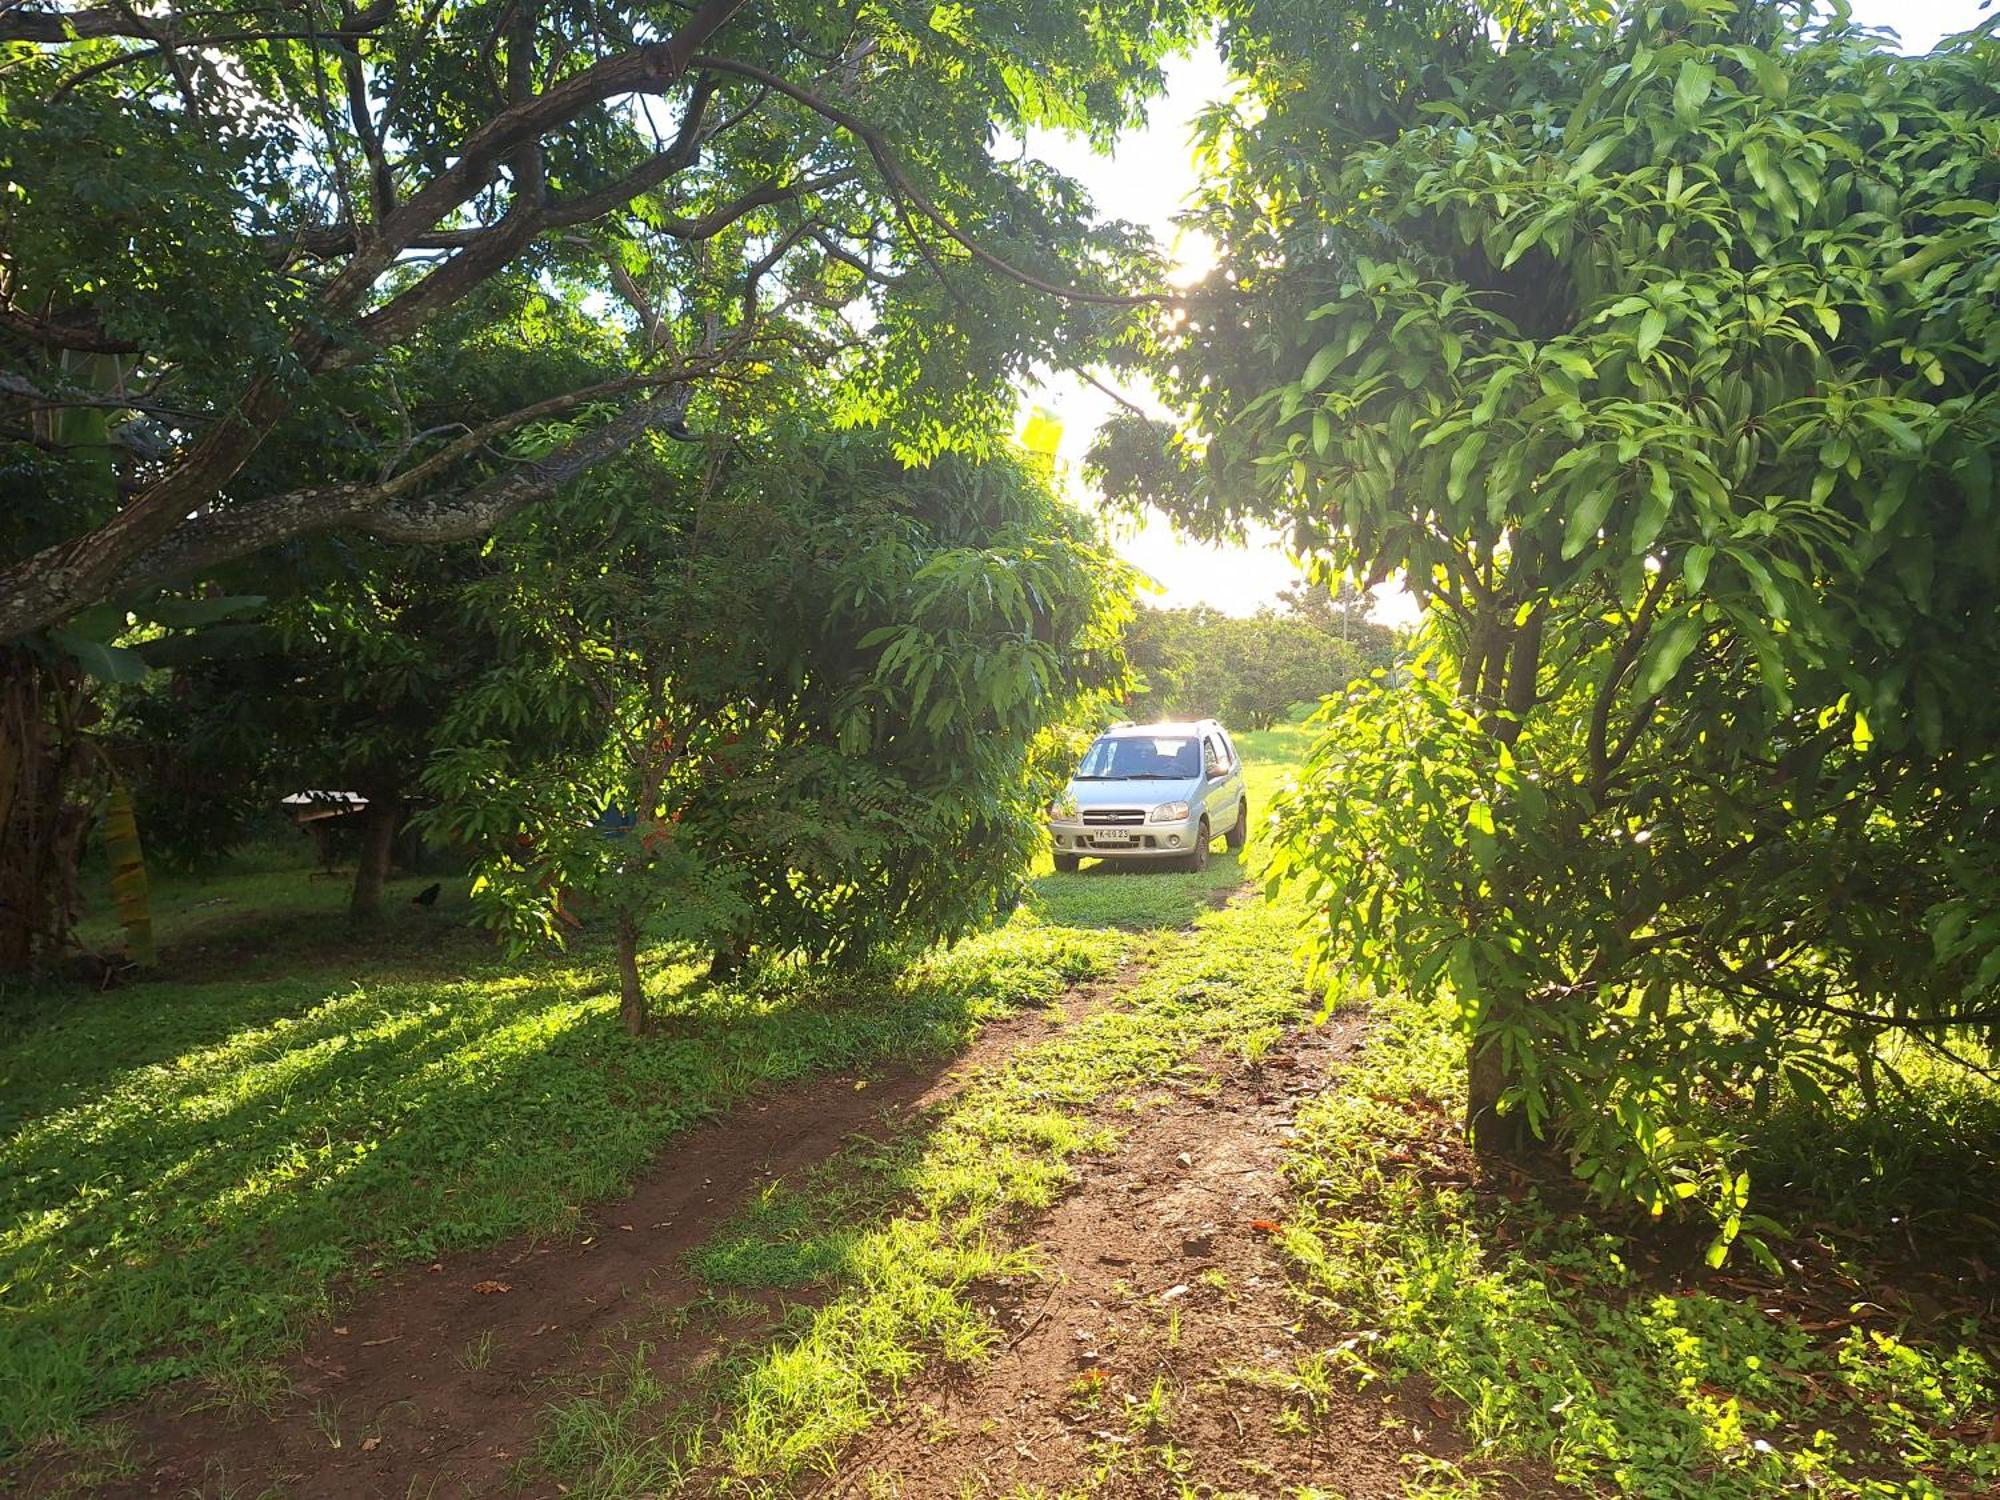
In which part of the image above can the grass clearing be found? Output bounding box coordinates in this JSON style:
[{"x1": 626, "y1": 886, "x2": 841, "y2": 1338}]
[{"x1": 1275, "y1": 988, "x2": 2000, "y2": 1499}]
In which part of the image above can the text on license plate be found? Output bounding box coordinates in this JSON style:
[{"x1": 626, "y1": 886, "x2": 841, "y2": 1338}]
[{"x1": 1093, "y1": 830, "x2": 1135, "y2": 845}]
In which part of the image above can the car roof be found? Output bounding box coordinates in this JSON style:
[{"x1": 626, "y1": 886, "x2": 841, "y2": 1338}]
[{"x1": 1097, "y1": 720, "x2": 1224, "y2": 738}]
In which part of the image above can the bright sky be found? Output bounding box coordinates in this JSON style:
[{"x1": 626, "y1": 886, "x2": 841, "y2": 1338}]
[{"x1": 1019, "y1": 0, "x2": 1993, "y2": 623}]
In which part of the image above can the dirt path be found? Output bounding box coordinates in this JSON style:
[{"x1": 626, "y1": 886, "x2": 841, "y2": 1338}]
[
  {"x1": 26, "y1": 965, "x2": 1145, "y2": 1500},
  {"x1": 819, "y1": 1014, "x2": 1470, "y2": 1499}
]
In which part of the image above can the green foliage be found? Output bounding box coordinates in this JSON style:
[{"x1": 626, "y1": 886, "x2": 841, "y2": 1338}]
[
  {"x1": 1123, "y1": 597, "x2": 1387, "y2": 729},
  {"x1": 1135, "y1": 0, "x2": 2000, "y2": 1235},
  {"x1": 424, "y1": 426, "x2": 1133, "y2": 975},
  {"x1": 1277, "y1": 983, "x2": 2000, "y2": 1498}
]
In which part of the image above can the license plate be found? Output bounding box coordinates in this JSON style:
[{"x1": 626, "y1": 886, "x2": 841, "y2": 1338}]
[{"x1": 1093, "y1": 830, "x2": 1135, "y2": 845}]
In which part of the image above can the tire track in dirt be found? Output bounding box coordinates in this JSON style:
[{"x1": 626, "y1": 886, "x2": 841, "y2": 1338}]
[
  {"x1": 818, "y1": 1015, "x2": 1488, "y2": 1500},
  {"x1": 24, "y1": 960, "x2": 1153, "y2": 1500}
]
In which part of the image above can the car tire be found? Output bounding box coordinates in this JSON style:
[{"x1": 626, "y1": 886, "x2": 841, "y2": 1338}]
[
  {"x1": 1184, "y1": 820, "x2": 1210, "y2": 873},
  {"x1": 1054, "y1": 852, "x2": 1080, "y2": 874},
  {"x1": 1226, "y1": 799, "x2": 1249, "y2": 850}
]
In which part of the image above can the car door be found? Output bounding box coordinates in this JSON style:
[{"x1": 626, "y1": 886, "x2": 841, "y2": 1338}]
[
  {"x1": 1213, "y1": 729, "x2": 1245, "y2": 828},
  {"x1": 1202, "y1": 731, "x2": 1237, "y2": 830}
]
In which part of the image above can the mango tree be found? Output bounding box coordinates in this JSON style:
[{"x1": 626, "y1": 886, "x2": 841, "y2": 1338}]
[
  {"x1": 424, "y1": 414, "x2": 1131, "y2": 1032},
  {"x1": 1104, "y1": 0, "x2": 2000, "y2": 1248}
]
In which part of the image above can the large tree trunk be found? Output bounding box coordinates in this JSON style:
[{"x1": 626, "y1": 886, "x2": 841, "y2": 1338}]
[
  {"x1": 1465, "y1": 1026, "x2": 1526, "y2": 1158},
  {"x1": 616, "y1": 913, "x2": 647, "y2": 1034},
  {"x1": 349, "y1": 791, "x2": 403, "y2": 921}
]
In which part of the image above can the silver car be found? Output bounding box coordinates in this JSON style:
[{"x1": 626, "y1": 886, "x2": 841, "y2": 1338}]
[{"x1": 1047, "y1": 719, "x2": 1249, "y2": 873}]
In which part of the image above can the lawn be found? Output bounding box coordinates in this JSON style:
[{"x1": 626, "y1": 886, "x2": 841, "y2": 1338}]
[{"x1": 0, "y1": 718, "x2": 1309, "y2": 1457}]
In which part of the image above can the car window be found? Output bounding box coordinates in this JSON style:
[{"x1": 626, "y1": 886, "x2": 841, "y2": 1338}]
[
  {"x1": 1076, "y1": 735, "x2": 1200, "y2": 779},
  {"x1": 1203, "y1": 735, "x2": 1227, "y2": 774}
]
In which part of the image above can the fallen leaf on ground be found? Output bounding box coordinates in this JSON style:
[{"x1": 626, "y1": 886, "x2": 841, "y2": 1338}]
[
  {"x1": 1249, "y1": 1219, "x2": 1282, "y2": 1233},
  {"x1": 361, "y1": 1436, "x2": 380, "y2": 1452},
  {"x1": 472, "y1": 1280, "x2": 512, "y2": 1295}
]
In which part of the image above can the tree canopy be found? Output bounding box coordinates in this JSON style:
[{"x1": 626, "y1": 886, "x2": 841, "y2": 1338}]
[
  {"x1": 1109, "y1": 0, "x2": 2000, "y2": 1248},
  {"x1": 1122, "y1": 593, "x2": 1395, "y2": 729},
  {"x1": 1, "y1": 0, "x2": 1201, "y2": 639},
  {"x1": 421, "y1": 419, "x2": 1130, "y2": 1029}
]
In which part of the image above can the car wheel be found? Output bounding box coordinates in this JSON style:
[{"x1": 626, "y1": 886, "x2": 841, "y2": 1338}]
[
  {"x1": 1226, "y1": 798, "x2": 1249, "y2": 850},
  {"x1": 1053, "y1": 852, "x2": 1080, "y2": 874},
  {"x1": 1184, "y1": 820, "x2": 1210, "y2": 872}
]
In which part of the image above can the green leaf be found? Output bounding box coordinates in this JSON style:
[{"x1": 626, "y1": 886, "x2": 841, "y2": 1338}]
[
  {"x1": 1633, "y1": 461, "x2": 1673, "y2": 552},
  {"x1": 50, "y1": 629, "x2": 150, "y2": 684},
  {"x1": 1683, "y1": 544, "x2": 1714, "y2": 594},
  {"x1": 1446, "y1": 432, "x2": 1488, "y2": 504},
  {"x1": 1561, "y1": 488, "x2": 1615, "y2": 559},
  {"x1": 1673, "y1": 60, "x2": 1715, "y2": 124},
  {"x1": 1859, "y1": 408, "x2": 1925, "y2": 455},
  {"x1": 1635, "y1": 308, "x2": 1667, "y2": 360},
  {"x1": 1302, "y1": 341, "x2": 1343, "y2": 390},
  {"x1": 1633, "y1": 615, "x2": 1703, "y2": 698}
]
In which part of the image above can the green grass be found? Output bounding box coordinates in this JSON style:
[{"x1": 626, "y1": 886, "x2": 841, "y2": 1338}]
[
  {"x1": 0, "y1": 888, "x2": 1134, "y2": 1453},
  {"x1": 528, "y1": 888, "x2": 1323, "y2": 1496},
  {"x1": 1273, "y1": 989, "x2": 2000, "y2": 1499}
]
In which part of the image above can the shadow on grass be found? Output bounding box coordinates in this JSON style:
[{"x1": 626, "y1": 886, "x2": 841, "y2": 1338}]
[
  {"x1": 1027, "y1": 850, "x2": 1248, "y2": 932},
  {"x1": 0, "y1": 904, "x2": 1117, "y2": 1454},
  {"x1": 1746, "y1": 1067, "x2": 2000, "y2": 1246},
  {"x1": 0, "y1": 880, "x2": 510, "y2": 1127}
]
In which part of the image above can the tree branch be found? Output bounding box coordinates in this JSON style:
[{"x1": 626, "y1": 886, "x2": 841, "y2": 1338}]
[
  {"x1": 689, "y1": 54, "x2": 1164, "y2": 308},
  {"x1": 0, "y1": 0, "x2": 750, "y2": 641},
  {"x1": 7, "y1": 0, "x2": 394, "y2": 45},
  {"x1": 0, "y1": 301, "x2": 140, "y2": 354},
  {"x1": 99, "y1": 375, "x2": 705, "y2": 597}
]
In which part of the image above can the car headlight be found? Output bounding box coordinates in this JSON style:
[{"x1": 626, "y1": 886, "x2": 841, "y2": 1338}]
[{"x1": 1148, "y1": 801, "x2": 1190, "y2": 823}]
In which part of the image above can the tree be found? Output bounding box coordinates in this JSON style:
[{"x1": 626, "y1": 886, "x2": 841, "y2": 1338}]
[
  {"x1": 0, "y1": 0, "x2": 1201, "y2": 638},
  {"x1": 1112, "y1": 0, "x2": 2000, "y2": 1247},
  {"x1": 1277, "y1": 576, "x2": 1399, "y2": 669},
  {"x1": 0, "y1": 0, "x2": 1192, "y2": 970},
  {"x1": 113, "y1": 287, "x2": 642, "y2": 920},
  {"x1": 423, "y1": 417, "x2": 1131, "y2": 1033}
]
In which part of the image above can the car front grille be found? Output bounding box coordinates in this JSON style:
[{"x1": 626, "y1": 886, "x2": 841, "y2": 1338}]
[{"x1": 1081, "y1": 808, "x2": 1147, "y2": 826}]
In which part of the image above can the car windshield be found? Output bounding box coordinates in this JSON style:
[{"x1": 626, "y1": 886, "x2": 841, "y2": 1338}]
[{"x1": 1074, "y1": 735, "x2": 1200, "y2": 781}]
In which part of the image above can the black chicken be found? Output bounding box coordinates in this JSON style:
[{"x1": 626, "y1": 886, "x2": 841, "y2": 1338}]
[{"x1": 411, "y1": 882, "x2": 442, "y2": 907}]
